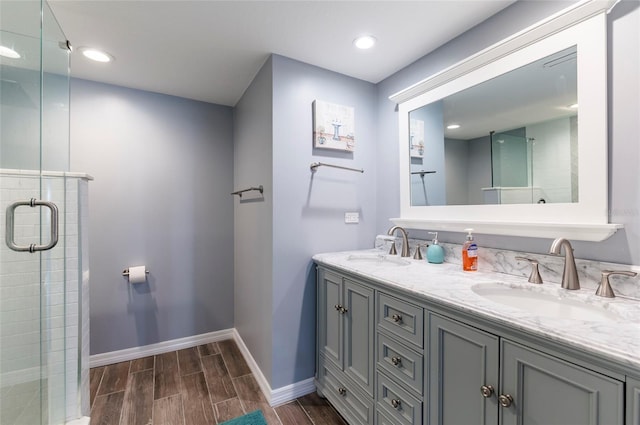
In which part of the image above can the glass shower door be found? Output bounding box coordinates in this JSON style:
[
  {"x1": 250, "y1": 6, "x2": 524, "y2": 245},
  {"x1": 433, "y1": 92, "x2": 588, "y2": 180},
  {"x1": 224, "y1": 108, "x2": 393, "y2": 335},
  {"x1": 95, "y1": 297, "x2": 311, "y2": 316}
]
[{"x1": 0, "y1": 0, "x2": 71, "y2": 423}]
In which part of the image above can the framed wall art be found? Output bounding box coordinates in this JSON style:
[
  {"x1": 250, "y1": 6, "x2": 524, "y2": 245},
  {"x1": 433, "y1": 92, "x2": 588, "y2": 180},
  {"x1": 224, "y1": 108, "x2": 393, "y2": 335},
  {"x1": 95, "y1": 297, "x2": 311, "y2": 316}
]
[
  {"x1": 410, "y1": 118, "x2": 425, "y2": 158},
  {"x1": 313, "y1": 100, "x2": 355, "y2": 152}
]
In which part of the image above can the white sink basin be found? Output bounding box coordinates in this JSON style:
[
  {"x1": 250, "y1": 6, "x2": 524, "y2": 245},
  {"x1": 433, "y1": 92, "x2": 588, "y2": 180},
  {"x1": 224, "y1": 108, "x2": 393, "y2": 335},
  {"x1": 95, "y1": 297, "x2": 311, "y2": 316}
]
[
  {"x1": 346, "y1": 254, "x2": 410, "y2": 266},
  {"x1": 471, "y1": 283, "x2": 624, "y2": 322}
]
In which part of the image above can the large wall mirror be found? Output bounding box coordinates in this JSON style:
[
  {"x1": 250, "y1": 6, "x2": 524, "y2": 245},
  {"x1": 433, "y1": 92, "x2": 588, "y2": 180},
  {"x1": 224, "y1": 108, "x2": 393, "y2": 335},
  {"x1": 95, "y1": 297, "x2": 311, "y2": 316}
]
[{"x1": 390, "y1": 0, "x2": 621, "y2": 241}]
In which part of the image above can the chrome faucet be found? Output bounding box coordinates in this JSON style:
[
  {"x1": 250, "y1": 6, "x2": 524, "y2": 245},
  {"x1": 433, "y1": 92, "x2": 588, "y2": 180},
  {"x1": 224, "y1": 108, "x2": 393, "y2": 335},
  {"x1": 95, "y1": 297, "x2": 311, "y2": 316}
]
[
  {"x1": 387, "y1": 225, "x2": 410, "y2": 257},
  {"x1": 549, "y1": 238, "x2": 580, "y2": 290}
]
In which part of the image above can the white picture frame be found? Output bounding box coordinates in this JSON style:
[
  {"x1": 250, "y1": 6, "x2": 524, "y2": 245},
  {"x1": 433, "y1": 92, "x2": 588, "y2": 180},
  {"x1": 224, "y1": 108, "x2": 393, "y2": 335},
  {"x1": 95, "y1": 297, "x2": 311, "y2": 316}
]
[{"x1": 313, "y1": 100, "x2": 355, "y2": 152}]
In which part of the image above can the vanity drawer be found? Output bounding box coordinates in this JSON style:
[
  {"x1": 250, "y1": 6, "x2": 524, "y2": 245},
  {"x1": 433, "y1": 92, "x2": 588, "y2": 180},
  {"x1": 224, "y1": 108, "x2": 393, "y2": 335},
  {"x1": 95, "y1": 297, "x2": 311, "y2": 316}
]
[
  {"x1": 377, "y1": 371, "x2": 423, "y2": 425},
  {"x1": 377, "y1": 333, "x2": 423, "y2": 395},
  {"x1": 377, "y1": 292, "x2": 424, "y2": 349},
  {"x1": 318, "y1": 360, "x2": 373, "y2": 425}
]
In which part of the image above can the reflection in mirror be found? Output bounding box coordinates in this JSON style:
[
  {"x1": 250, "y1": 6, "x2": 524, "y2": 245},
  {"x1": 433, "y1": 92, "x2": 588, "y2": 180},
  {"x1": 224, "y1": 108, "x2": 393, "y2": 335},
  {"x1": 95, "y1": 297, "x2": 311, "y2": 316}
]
[{"x1": 409, "y1": 46, "x2": 577, "y2": 207}]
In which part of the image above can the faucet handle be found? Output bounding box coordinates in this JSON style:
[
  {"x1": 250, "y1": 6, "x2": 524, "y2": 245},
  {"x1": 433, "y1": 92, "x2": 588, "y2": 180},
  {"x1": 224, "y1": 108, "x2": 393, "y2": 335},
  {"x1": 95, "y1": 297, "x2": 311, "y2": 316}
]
[
  {"x1": 515, "y1": 257, "x2": 543, "y2": 284},
  {"x1": 389, "y1": 241, "x2": 398, "y2": 256},
  {"x1": 413, "y1": 244, "x2": 424, "y2": 260},
  {"x1": 595, "y1": 270, "x2": 638, "y2": 298}
]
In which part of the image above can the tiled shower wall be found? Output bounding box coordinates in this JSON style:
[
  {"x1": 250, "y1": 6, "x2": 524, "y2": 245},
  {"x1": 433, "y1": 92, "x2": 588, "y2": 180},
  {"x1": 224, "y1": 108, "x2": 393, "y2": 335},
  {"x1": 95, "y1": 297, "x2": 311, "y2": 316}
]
[{"x1": 0, "y1": 170, "x2": 90, "y2": 422}]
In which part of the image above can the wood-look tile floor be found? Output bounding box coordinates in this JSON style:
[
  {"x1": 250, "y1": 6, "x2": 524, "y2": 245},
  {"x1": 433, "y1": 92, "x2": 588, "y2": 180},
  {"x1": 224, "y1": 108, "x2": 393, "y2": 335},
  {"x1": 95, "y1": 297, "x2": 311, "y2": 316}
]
[{"x1": 90, "y1": 339, "x2": 347, "y2": 425}]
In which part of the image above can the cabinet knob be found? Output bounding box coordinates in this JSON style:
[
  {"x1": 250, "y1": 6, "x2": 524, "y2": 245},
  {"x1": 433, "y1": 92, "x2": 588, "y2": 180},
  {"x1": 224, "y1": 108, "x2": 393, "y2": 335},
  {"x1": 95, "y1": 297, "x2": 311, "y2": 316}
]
[
  {"x1": 391, "y1": 399, "x2": 401, "y2": 409},
  {"x1": 334, "y1": 304, "x2": 347, "y2": 314},
  {"x1": 498, "y1": 394, "x2": 514, "y2": 408},
  {"x1": 391, "y1": 314, "x2": 403, "y2": 323},
  {"x1": 480, "y1": 385, "x2": 494, "y2": 398},
  {"x1": 391, "y1": 356, "x2": 402, "y2": 366},
  {"x1": 338, "y1": 387, "x2": 346, "y2": 396}
]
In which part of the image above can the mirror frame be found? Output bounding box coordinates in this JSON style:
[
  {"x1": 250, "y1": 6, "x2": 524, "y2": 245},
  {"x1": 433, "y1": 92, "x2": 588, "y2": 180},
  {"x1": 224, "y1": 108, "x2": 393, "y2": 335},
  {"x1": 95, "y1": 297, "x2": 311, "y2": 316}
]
[{"x1": 390, "y1": 0, "x2": 621, "y2": 241}]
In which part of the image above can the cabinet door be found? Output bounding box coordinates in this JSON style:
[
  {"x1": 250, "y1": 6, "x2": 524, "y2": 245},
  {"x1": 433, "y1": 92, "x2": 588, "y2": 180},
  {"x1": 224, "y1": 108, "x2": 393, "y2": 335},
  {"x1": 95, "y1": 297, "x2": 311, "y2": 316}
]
[
  {"x1": 500, "y1": 340, "x2": 624, "y2": 425},
  {"x1": 628, "y1": 376, "x2": 640, "y2": 425},
  {"x1": 317, "y1": 268, "x2": 343, "y2": 369},
  {"x1": 343, "y1": 278, "x2": 375, "y2": 396},
  {"x1": 429, "y1": 313, "x2": 499, "y2": 425}
]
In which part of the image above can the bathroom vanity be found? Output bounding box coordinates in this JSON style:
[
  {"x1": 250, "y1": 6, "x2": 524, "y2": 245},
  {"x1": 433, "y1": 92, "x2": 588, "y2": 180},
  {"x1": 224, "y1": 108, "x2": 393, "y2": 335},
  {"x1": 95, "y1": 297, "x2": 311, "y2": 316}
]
[{"x1": 314, "y1": 251, "x2": 640, "y2": 425}]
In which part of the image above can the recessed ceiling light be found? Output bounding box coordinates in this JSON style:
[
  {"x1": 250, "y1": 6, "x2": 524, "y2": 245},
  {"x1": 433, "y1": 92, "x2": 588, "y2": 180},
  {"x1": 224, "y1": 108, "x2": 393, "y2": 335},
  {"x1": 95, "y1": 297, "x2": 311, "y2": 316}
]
[
  {"x1": 447, "y1": 124, "x2": 461, "y2": 130},
  {"x1": 79, "y1": 47, "x2": 114, "y2": 63},
  {"x1": 353, "y1": 35, "x2": 376, "y2": 50},
  {"x1": 0, "y1": 45, "x2": 20, "y2": 59},
  {"x1": 569, "y1": 103, "x2": 578, "y2": 109}
]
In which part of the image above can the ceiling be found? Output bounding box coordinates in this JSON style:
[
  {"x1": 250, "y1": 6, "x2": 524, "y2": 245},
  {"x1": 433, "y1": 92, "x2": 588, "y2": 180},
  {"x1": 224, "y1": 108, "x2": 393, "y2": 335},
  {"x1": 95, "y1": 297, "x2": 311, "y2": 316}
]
[{"x1": 45, "y1": 1, "x2": 516, "y2": 106}]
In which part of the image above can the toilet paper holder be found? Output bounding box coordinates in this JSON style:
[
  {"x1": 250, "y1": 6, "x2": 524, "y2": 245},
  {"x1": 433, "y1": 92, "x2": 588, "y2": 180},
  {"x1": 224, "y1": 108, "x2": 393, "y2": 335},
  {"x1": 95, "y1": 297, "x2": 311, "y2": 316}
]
[{"x1": 122, "y1": 268, "x2": 149, "y2": 276}]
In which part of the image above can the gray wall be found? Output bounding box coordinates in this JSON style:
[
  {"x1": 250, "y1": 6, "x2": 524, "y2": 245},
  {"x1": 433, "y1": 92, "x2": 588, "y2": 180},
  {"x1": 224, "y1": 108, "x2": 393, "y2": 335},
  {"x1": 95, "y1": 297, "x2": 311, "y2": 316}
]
[
  {"x1": 467, "y1": 135, "x2": 492, "y2": 205},
  {"x1": 271, "y1": 55, "x2": 377, "y2": 389},
  {"x1": 233, "y1": 57, "x2": 274, "y2": 384},
  {"x1": 376, "y1": 0, "x2": 640, "y2": 265},
  {"x1": 410, "y1": 102, "x2": 445, "y2": 206},
  {"x1": 71, "y1": 79, "x2": 234, "y2": 354},
  {"x1": 234, "y1": 54, "x2": 378, "y2": 390},
  {"x1": 444, "y1": 138, "x2": 469, "y2": 205}
]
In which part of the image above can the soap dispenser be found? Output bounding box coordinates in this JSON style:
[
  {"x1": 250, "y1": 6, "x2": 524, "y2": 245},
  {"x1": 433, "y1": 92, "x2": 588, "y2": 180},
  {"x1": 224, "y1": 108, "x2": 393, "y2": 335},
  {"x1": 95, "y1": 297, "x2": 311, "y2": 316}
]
[
  {"x1": 426, "y1": 232, "x2": 444, "y2": 264},
  {"x1": 462, "y1": 228, "x2": 478, "y2": 271}
]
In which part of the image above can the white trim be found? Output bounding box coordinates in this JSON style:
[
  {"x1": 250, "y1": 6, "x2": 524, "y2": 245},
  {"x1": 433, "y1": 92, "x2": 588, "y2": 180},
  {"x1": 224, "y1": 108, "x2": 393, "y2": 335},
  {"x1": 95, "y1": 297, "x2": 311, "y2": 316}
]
[
  {"x1": 390, "y1": 218, "x2": 622, "y2": 242},
  {"x1": 89, "y1": 328, "x2": 316, "y2": 407},
  {"x1": 231, "y1": 329, "x2": 316, "y2": 407},
  {"x1": 270, "y1": 377, "x2": 316, "y2": 407},
  {"x1": 391, "y1": 7, "x2": 619, "y2": 241},
  {"x1": 0, "y1": 168, "x2": 94, "y2": 180},
  {"x1": 66, "y1": 417, "x2": 90, "y2": 425},
  {"x1": 389, "y1": 0, "x2": 617, "y2": 104},
  {"x1": 89, "y1": 329, "x2": 234, "y2": 368},
  {"x1": 230, "y1": 328, "x2": 273, "y2": 402}
]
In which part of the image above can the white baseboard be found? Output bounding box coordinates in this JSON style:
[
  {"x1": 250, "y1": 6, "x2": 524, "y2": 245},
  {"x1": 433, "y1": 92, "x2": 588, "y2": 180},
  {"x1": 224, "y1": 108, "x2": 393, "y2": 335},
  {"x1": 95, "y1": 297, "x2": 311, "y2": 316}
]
[
  {"x1": 89, "y1": 328, "x2": 315, "y2": 407},
  {"x1": 231, "y1": 329, "x2": 316, "y2": 406},
  {"x1": 269, "y1": 377, "x2": 316, "y2": 406},
  {"x1": 66, "y1": 416, "x2": 90, "y2": 425},
  {"x1": 90, "y1": 328, "x2": 235, "y2": 368}
]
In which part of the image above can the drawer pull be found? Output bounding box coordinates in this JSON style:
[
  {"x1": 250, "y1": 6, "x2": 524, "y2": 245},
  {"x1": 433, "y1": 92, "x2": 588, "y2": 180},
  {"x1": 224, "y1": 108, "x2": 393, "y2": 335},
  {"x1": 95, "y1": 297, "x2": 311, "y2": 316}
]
[
  {"x1": 391, "y1": 314, "x2": 403, "y2": 323},
  {"x1": 338, "y1": 387, "x2": 346, "y2": 396},
  {"x1": 391, "y1": 399, "x2": 401, "y2": 409},
  {"x1": 391, "y1": 356, "x2": 402, "y2": 366},
  {"x1": 480, "y1": 385, "x2": 494, "y2": 398},
  {"x1": 334, "y1": 304, "x2": 347, "y2": 314},
  {"x1": 498, "y1": 394, "x2": 513, "y2": 408}
]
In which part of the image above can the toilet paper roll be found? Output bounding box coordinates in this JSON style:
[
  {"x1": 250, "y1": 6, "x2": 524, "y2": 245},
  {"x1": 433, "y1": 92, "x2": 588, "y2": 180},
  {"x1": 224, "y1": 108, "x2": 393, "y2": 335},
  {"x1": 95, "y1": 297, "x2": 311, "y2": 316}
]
[{"x1": 128, "y1": 266, "x2": 147, "y2": 284}]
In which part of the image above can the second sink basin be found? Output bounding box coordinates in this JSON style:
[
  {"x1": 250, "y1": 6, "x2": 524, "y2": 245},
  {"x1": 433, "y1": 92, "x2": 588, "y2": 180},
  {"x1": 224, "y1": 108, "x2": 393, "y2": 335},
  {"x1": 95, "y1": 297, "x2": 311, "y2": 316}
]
[{"x1": 471, "y1": 282, "x2": 624, "y2": 322}]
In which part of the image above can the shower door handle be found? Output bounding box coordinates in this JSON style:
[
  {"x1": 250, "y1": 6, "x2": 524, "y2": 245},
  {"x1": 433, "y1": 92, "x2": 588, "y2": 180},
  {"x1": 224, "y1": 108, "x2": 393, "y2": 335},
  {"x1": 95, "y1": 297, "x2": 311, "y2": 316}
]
[{"x1": 6, "y1": 198, "x2": 59, "y2": 252}]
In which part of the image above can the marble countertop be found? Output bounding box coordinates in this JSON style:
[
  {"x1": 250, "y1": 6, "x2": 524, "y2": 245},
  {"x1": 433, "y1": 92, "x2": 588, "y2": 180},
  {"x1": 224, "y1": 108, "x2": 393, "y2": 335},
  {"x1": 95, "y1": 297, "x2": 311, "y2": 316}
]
[{"x1": 313, "y1": 249, "x2": 640, "y2": 374}]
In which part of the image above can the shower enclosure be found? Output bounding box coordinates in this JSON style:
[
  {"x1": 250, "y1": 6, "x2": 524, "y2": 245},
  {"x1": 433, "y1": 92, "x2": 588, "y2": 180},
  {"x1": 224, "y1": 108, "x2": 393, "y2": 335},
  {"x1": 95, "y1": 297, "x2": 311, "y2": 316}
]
[
  {"x1": 1, "y1": 1, "x2": 90, "y2": 423},
  {"x1": 487, "y1": 117, "x2": 578, "y2": 205},
  {"x1": 488, "y1": 130, "x2": 540, "y2": 204}
]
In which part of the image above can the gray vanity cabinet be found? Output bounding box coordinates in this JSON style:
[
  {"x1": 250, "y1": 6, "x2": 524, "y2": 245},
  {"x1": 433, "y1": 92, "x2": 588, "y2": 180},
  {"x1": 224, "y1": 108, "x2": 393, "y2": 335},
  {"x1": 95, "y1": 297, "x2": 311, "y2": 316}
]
[
  {"x1": 316, "y1": 267, "x2": 375, "y2": 425},
  {"x1": 627, "y1": 376, "x2": 640, "y2": 425},
  {"x1": 317, "y1": 265, "x2": 627, "y2": 425},
  {"x1": 428, "y1": 313, "x2": 499, "y2": 425},
  {"x1": 501, "y1": 339, "x2": 623, "y2": 425},
  {"x1": 429, "y1": 312, "x2": 624, "y2": 425}
]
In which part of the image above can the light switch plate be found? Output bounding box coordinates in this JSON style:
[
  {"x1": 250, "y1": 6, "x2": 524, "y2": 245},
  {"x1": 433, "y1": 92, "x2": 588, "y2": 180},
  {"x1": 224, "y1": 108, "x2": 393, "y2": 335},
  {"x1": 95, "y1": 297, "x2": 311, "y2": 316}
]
[{"x1": 345, "y1": 212, "x2": 359, "y2": 223}]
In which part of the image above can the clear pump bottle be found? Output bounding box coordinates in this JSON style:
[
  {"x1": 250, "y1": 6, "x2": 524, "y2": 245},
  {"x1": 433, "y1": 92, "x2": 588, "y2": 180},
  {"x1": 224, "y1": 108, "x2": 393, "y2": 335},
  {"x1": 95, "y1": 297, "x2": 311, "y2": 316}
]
[{"x1": 462, "y1": 228, "x2": 478, "y2": 271}]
